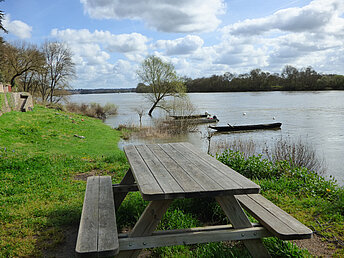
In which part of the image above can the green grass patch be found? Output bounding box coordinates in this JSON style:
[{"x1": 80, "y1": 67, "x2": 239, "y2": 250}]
[
  {"x1": 5, "y1": 93, "x2": 14, "y2": 110},
  {"x1": 0, "y1": 93, "x2": 4, "y2": 111},
  {"x1": 0, "y1": 106, "x2": 128, "y2": 257}
]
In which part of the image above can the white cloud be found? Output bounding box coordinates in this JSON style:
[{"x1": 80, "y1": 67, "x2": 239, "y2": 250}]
[
  {"x1": 216, "y1": 0, "x2": 344, "y2": 74},
  {"x1": 222, "y1": 0, "x2": 344, "y2": 36},
  {"x1": 156, "y1": 35, "x2": 204, "y2": 55},
  {"x1": 80, "y1": 0, "x2": 226, "y2": 33},
  {"x1": 3, "y1": 15, "x2": 32, "y2": 39},
  {"x1": 51, "y1": 28, "x2": 144, "y2": 88},
  {"x1": 51, "y1": 29, "x2": 149, "y2": 54}
]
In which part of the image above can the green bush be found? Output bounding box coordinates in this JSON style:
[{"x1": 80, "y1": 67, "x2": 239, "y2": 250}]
[{"x1": 217, "y1": 150, "x2": 285, "y2": 180}]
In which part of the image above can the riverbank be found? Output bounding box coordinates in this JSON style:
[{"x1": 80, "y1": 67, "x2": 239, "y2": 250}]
[{"x1": 1, "y1": 106, "x2": 343, "y2": 257}]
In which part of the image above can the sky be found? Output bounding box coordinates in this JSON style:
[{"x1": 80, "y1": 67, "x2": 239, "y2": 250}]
[{"x1": 1, "y1": 0, "x2": 344, "y2": 89}]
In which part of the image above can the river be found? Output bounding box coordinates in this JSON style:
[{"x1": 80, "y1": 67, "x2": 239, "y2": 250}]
[{"x1": 68, "y1": 91, "x2": 344, "y2": 185}]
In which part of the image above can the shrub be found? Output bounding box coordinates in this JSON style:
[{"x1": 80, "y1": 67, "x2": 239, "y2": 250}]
[
  {"x1": 264, "y1": 137, "x2": 326, "y2": 175},
  {"x1": 217, "y1": 150, "x2": 285, "y2": 180},
  {"x1": 212, "y1": 138, "x2": 258, "y2": 158},
  {"x1": 64, "y1": 102, "x2": 118, "y2": 119}
]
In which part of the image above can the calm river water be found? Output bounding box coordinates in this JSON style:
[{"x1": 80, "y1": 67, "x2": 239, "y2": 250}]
[{"x1": 69, "y1": 91, "x2": 344, "y2": 185}]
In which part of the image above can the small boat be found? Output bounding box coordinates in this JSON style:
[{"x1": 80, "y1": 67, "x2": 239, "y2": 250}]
[
  {"x1": 209, "y1": 122, "x2": 282, "y2": 132},
  {"x1": 166, "y1": 117, "x2": 219, "y2": 124},
  {"x1": 190, "y1": 118, "x2": 219, "y2": 124},
  {"x1": 170, "y1": 114, "x2": 208, "y2": 119}
]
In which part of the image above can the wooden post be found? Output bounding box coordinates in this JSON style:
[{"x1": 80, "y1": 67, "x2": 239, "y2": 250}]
[
  {"x1": 114, "y1": 169, "x2": 135, "y2": 211},
  {"x1": 216, "y1": 195, "x2": 271, "y2": 258},
  {"x1": 117, "y1": 199, "x2": 172, "y2": 258}
]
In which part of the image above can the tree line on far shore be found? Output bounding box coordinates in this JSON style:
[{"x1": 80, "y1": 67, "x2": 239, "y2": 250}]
[{"x1": 136, "y1": 66, "x2": 344, "y2": 93}]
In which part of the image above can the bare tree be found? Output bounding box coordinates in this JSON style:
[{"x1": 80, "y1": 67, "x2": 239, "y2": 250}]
[
  {"x1": 137, "y1": 55, "x2": 185, "y2": 116},
  {"x1": 40, "y1": 41, "x2": 75, "y2": 103},
  {"x1": 133, "y1": 107, "x2": 145, "y2": 127},
  {"x1": 36, "y1": 66, "x2": 50, "y2": 102},
  {"x1": 1, "y1": 42, "x2": 45, "y2": 89}
]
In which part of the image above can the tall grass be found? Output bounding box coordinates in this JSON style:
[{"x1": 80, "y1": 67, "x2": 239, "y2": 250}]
[
  {"x1": 117, "y1": 117, "x2": 197, "y2": 140},
  {"x1": 264, "y1": 137, "x2": 326, "y2": 175},
  {"x1": 212, "y1": 137, "x2": 326, "y2": 175},
  {"x1": 64, "y1": 102, "x2": 118, "y2": 120}
]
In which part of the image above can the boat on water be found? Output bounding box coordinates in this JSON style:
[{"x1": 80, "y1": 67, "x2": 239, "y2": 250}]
[
  {"x1": 169, "y1": 113, "x2": 219, "y2": 124},
  {"x1": 170, "y1": 114, "x2": 208, "y2": 119},
  {"x1": 166, "y1": 117, "x2": 219, "y2": 124},
  {"x1": 209, "y1": 122, "x2": 282, "y2": 132},
  {"x1": 190, "y1": 118, "x2": 219, "y2": 124}
]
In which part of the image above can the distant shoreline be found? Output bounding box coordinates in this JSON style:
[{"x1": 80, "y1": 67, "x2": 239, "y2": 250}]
[
  {"x1": 68, "y1": 88, "x2": 136, "y2": 94},
  {"x1": 69, "y1": 88, "x2": 344, "y2": 95}
]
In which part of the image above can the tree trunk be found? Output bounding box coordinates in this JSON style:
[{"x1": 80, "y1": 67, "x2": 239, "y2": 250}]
[
  {"x1": 148, "y1": 101, "x2": 159, "y2": 116},
  {"x1": 10, "y1": 74, "x2": 19, "y2": 90}
]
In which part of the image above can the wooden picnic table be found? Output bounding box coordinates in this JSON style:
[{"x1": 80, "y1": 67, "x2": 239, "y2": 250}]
[{"x1": 76, "y1": 142, "x2": 312, "y2": 258}]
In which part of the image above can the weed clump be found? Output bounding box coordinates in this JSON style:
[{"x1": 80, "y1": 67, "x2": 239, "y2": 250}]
[{"x1": 64, "y1": 102, "x2": 118, "y2": 120}]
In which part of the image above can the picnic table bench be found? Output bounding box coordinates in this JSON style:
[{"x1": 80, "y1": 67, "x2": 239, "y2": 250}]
[{"x1": 76, "y1": 142, "x2": 312, "y2": 257}]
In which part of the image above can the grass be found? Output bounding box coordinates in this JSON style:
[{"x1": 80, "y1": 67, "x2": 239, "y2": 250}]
[
  {"x1": 5, "y1": 93, "x2": 14, "y2": 110},
  {"x1": 0, "y1": 93, "x2": 4, "y2": 112},
  {"x1": 1, "y1": 106, "x2": 342, "y2": 257},
  {"x1": 0, "y1": 106, "x2": 128, "y2": 256}
]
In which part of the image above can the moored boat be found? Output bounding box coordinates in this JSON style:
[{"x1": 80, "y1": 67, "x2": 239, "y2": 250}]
[
  {"x1": 170, "y1": 114, "x2": 208, "y2": 119},
  {"x1": 209, "y1": 122, "x2": 282, "y2": 132},
  {"x1": 190, "y1": 118, "x2": 219, "y2": 124},
  {"x1": 166, "y1": 117, "x2": 219, "y2": 124}
]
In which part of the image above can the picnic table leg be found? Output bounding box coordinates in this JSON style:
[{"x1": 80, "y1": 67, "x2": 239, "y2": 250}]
[
  {"x1": 117, "y1": 199, "x2": 172, "y2": 258},
  {"x1": 216, "y1": 195, "x2": 271, "y2": 258},
  {"x1": 114, "y1": 168, "x2": 135, "y2": 211}
]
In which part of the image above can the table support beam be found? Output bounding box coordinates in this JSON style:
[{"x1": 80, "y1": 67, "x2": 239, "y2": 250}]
[
  {"x1": 117, "y1": 199, "x2": 172, "y2": 258},
  {"x1": 114, "y1": 168, "x2": 135, "y2": 211},
  {"x1": 118, "y1": 226, "x2": 271, "y2": 251},
  {"x1": 216, "y1": 195, "x2": 271, "y2": 258}
]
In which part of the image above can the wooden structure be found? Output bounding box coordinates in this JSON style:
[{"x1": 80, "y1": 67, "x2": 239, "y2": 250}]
[
  {"x1": 0, "y1": 83, "x2": 12, "y2": 93},
  {"x1": 75, "y1": 142, "x2": 312, "y2": 257},
  {"x1": 209, "y1": 122, "x2": 282, "y2": 132},
  {"x1": 170, "y1": 114, "x2": 208, "y2": 119}
]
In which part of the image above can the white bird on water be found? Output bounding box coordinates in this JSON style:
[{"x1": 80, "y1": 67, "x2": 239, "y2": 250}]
[{"x1": 243, "y1": 112, "x2": 247, "y2": 116}]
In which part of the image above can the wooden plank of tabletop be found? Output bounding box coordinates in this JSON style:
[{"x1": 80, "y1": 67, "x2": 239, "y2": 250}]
[
  {"x1": 147, "y1": 144, "x2": 204, "y2": 194},
  {"x1": 123, "y1": 145, "x2": 163, "y2": 197},
  {"x1": 135, "y1": 145, "x2": 184, "y2": 194},
  {"x1": 179, "y1": 142, "x2": 260, "y2": 192},
  {"x1": 170, "y1": 143, "x2": 243, "y2": 191},
  {"x1": 158, "y1": 143, "x2": 223, "y2": 193}
]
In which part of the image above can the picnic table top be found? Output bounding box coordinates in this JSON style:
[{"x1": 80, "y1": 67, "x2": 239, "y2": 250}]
[{"x1": 123, "y1": 142, "x2": 260, "y2": 201}]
